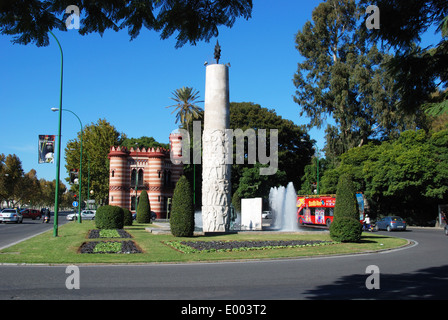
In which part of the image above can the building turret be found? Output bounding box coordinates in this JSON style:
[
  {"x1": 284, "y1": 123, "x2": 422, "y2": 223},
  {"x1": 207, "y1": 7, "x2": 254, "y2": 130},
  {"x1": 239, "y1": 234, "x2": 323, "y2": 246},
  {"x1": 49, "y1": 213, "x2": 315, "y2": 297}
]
[
  {"x1": 108, "y1": 138, "x2": 183, "y2": 219},
  {"x1": 108, "y1": 146, "x2": 130, "y2": 209}
]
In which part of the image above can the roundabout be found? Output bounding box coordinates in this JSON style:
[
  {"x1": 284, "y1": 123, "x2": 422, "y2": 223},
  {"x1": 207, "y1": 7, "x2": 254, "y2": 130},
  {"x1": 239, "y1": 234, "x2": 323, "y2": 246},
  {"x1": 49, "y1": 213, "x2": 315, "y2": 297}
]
[{"x1": 0, "y1": 227, "x2": 446, "y2": 300}]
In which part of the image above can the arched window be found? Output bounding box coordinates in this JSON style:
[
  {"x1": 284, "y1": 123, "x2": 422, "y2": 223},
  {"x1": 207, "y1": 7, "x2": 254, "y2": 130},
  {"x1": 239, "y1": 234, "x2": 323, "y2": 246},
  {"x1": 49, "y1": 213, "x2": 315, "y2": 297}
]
[
  {"x1": 138, "y1": 169, "x2": 143, "y2": 185},
  {"x1": 111, "y1": 170, "x2": 115, "y2": 178},
  {"x1": 131, "y1": 196, "x2": 139, "y2": 211},
  {"x1": 163, "y1": 170, "x2": 172, "y2": 188},
  {"x1": 167, "y1": 170, "x2": 172, "y2": 187},
  {"x1": 131, "y1": 169, "x2": 136, "y2": 185}
]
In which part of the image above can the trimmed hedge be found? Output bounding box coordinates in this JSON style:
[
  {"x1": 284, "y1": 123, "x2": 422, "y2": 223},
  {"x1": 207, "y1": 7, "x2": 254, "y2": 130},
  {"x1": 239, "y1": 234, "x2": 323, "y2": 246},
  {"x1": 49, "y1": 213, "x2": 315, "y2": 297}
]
[
  {"x1": 95, "y1": 205, "x2": 124, "y2": 229},
  {"x1": 330, "y1": 173, "x2": 362, "y2": 242},
  {"x1": 137, "y1": 190, "x2": 151, "y2": 223},
  {"x1": 330, "y1": 217, "x2": 362, "y2": 242},
  {"x1": 170, "y1": 175, "x2": 195, "y2": 237},
  {"x1": 123, "y1": 207, "x2": 133, "y2": 226},
  {"x1": 333, "y1": 173, "x2": 358, "y2": 221}
]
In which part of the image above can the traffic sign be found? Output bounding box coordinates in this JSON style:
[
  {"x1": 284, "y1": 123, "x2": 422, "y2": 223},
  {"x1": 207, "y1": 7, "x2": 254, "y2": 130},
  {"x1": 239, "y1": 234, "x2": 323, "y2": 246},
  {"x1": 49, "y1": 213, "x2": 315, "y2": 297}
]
[{"x1": 72, "y1": 201, "x2": 78, "y2": 207}]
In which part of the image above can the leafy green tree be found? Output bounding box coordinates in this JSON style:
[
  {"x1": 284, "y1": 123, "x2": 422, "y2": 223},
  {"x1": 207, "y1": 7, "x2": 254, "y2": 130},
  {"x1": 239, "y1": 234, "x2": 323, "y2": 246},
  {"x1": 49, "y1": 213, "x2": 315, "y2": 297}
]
[
  {"x1": 0, "y1": 154, "x2": 42, "y2": 207},
  {"x1": 321, "y1": 129, "x2": 448, "y2": 224},
  {"x1": 136, "y1": 189, "x2": 151, "y2": 223},
  {"x1": 229, "y1": 102, "x2": 313, "y2": 191},
  {"x1": 293, "y1": 0, "x2": 427, "y2": 156},
  {"x1": 0, "y1": 0, "x2": 253, "y2": 48},
  {"x1": 361, "y1": 0, "x2": 448, "y2": 115},
  {"x1": 181, "y1": 102, "x2": 313, "y2": 208},
  {"x1": 298, "y1": 156, "x2": 332, "y2": 195},
  {"x1": 18, "y1": 169, "x2": 41, "y2": 207},
  {"x1": 1, "y1": 154, "x2": 24, "y2": 206},
  {"x1": 330, "y1": 173, "x2": 362, "y2": 242},
  {"x1": 65, "y1": 118, "x2": 126, "y2": 206},
  {"x1": 166, "y1": 87, "x2": 203, "y2": 131},
  {"x1": 234, "y1": 163, "x2": 286, "y2": 200},
  {"x1": 121, "y1": 136, "x2": 169, "y2": 150},
  {"x1": 170, "y1": 175, "x2": 194, "y2": 237}
]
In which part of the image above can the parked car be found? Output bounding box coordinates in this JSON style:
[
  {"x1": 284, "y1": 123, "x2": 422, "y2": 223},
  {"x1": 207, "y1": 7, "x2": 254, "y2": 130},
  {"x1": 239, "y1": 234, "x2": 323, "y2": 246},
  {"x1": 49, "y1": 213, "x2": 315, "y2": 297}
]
[
  {"x1": 132, "y1": 211, "x2": 157, "y2": 221},
  {"x1": 444, "y1": 224, "x2": 448, "y2": 236},
  {"x1": 375, "y1": 216, "x2": 407, "y2": 231},
  {"x1": 20, "y1": 208, "x2": 42, "y2": 220},
  {"x1": 0, "y1": 208, "x2": 24, "y2": 224},
  {"x1": 262, "y1": 211, "x2": 272, "y2": 219},
  {"x1": 66, "y1": 210, "x2": 96, "y2": 221}
]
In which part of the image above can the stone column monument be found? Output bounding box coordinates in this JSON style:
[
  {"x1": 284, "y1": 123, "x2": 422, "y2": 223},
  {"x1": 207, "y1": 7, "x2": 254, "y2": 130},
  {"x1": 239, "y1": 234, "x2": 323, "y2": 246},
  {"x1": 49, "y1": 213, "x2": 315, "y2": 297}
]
[{"x1": 201, "y1": 41, "x2": 231, "y2": 233}]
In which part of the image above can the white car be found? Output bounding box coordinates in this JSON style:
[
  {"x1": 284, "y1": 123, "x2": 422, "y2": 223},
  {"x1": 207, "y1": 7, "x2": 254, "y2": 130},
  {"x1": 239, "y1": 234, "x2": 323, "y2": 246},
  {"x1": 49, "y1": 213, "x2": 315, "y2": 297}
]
[
  {"x1": 0, "y1": 208, "x2": 23, "y2": 223},
  {"x1": 66, "y1": 210, "x2": 96, "y2": 221},
  {"x1": 262, "y1": 211, "x2": 272, "y2": 219}
]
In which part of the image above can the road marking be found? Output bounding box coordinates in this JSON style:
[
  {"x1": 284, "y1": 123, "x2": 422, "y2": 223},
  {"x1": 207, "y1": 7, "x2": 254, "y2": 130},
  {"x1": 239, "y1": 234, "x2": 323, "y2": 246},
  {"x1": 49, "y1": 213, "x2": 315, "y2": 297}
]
[{"x1": 0, "y1": 228, "x2": 51, "y2": 251}]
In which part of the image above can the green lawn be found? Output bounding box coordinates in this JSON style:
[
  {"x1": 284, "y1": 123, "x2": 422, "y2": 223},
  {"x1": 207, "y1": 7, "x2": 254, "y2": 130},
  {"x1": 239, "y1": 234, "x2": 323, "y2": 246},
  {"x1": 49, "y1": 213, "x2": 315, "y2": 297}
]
[{"x1": 0, "y1": 220, "x2": 409, "y2": 264}]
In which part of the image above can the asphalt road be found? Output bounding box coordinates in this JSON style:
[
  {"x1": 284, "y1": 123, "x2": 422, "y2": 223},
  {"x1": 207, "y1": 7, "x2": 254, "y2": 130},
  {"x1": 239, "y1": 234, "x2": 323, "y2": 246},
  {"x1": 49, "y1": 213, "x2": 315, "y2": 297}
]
[
  {"x1": 0, "y1": 227, "x2": 447, "y2": 301},
  {"x1": 0, "y1": 212, "x2": 70, "y2": 250}
]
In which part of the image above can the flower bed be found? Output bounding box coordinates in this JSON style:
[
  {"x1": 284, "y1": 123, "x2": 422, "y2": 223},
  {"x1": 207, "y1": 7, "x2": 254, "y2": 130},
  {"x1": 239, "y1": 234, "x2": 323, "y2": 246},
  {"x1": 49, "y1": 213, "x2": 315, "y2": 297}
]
[
  {"x1": 79, "y1": 241, "x2": 142, "y2": 254},
  {"x1": 165, "y1": 239, "x2": 336, "y2": 253},
  {"x1": 88, "y1": 229, "x2": 132, "y2": 239}
]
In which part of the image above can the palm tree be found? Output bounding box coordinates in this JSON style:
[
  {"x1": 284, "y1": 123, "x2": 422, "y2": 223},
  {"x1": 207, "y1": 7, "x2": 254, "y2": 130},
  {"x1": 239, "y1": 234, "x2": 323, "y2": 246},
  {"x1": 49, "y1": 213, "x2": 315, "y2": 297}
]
[{"x1": 166, "y1": 87, "x2": 203, "y2": 131}]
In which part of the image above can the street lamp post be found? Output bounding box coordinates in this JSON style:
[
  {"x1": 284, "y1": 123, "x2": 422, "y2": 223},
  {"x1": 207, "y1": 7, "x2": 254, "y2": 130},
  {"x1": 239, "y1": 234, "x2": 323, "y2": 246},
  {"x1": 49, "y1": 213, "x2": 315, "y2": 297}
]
[
  {"x1": 87, "y1": 153, "x2": 90, "y2": 209},
  {"x1": 51, "y1": 108, "x2": 83, "y2": 223},
  {"x1": 315, "y1": 145, "x2": 320, "y2": 195},
  {"x1": 301, "y1": 138, "x2": 320, "y2": 195},
  {"x1": 134, "y1": 143, "x2": 138, "y2": 213},
  {"x1": 49, "y1": 31, "x2": 63, "y2": 237}
]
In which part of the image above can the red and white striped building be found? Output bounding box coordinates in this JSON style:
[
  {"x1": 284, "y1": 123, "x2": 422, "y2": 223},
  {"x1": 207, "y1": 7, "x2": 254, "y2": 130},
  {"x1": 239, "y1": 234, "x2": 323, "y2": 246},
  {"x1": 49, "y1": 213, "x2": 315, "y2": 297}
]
[{"x1": 108, "y1": 133, "x2": 183, "y2": 218}]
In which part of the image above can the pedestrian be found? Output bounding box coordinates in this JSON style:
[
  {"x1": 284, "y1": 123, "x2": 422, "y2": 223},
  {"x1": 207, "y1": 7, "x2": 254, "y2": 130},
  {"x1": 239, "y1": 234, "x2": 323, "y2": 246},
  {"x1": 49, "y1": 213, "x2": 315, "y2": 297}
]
[{"x1": 363, "y1": 214, "x2": 371, "y2": 231}]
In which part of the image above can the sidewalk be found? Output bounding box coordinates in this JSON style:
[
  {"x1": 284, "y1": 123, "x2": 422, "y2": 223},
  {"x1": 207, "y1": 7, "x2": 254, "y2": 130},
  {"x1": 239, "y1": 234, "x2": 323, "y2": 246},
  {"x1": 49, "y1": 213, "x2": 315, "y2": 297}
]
[{"x1": 145, "y1": 222, "x2": 171, "y2": 234}]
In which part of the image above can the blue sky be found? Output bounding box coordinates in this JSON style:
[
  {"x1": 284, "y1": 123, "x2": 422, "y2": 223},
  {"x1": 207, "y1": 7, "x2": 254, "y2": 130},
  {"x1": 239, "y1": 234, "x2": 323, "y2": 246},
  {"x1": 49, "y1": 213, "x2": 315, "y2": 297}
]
[{"x1": 0, "y1": 0, "x2": 441, "y2": 184}]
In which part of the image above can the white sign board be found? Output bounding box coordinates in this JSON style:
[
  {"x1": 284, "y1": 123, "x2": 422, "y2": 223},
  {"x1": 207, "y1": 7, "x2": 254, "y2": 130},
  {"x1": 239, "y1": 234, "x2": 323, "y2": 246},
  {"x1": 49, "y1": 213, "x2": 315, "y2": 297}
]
[{"x1": 241, "y1": 198, "x2": 262, "y2": 230}]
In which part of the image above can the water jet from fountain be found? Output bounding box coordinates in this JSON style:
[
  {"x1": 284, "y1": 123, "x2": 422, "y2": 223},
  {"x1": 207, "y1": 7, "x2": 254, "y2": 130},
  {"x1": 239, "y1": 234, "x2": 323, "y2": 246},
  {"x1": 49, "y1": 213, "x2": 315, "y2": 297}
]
[{"x1": 269, "y1": 182, "x2": 300, "y2": 232}]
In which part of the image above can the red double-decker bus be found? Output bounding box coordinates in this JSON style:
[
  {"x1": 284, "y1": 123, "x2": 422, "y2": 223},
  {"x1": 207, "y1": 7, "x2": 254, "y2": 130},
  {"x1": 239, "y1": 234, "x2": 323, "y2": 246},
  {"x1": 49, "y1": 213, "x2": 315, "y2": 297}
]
[
  {"x1": 297, "y1": 194, "x2": 366, "y2": 227},
  {"x1": 297, "y1": 195, "x2": 336, "y2": 227}
]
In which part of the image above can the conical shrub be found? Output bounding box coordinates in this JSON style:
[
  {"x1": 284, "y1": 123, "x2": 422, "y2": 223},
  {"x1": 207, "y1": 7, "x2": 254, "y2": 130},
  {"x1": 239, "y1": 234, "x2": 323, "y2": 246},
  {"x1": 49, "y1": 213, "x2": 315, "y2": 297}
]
[
  {"x1": 136, "y1": 189, "x2": 151, "y2": 223},
  {"x1": 170, "y1": 175, "x2": 195, "y2": 237},
  {"x1": 330, "y1": 173, "x2": 362, "y2": 242}
]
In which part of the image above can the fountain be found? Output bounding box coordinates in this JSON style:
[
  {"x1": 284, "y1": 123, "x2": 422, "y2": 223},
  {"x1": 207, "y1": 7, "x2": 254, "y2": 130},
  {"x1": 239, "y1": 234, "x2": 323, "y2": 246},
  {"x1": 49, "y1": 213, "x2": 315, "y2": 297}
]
[{"x1": 269, "y1": 182, "x2": 300, "y2": 232}]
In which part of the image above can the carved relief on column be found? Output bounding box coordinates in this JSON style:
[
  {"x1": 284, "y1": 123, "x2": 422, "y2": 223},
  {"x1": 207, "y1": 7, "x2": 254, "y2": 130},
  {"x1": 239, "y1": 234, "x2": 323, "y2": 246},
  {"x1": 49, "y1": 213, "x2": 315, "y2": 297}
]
[{"x1": 201, "y1": 128, "x2": 231, "y2": 232}]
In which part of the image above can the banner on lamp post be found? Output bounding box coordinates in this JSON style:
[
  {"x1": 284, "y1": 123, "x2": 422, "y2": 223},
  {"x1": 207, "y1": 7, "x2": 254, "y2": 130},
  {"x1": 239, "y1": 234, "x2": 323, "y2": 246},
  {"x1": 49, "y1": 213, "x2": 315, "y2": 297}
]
[{"x1": 38, "y1": 135, "x2": 55, "y2": 164}]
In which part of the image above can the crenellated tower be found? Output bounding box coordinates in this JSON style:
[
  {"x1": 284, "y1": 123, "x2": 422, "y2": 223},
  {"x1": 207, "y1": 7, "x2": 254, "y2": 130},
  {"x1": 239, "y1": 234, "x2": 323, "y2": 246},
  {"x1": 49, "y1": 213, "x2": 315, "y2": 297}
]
[{"x1": 108, "y1": 136, "x2": 183, "y2": 219}]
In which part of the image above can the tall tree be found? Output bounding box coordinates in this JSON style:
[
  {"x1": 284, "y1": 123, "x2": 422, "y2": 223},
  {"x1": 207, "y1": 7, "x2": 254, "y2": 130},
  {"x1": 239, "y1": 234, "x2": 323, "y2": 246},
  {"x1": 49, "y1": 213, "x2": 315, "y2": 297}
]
[
  {"x1": 320, "y1": 129, "x2": 448, "y2": 223},
  {"x1": 293, "y1": 0, "x2": 426, "y2": 155},
  {"x1": 229, "y1": 102, "x2": 313, "y2": 192},
  {"x1": 65, "y1": 118, "x2": 125, "y2": 205},
  {"x1": 121, "y1": 136, "x2": 169, "y2": 150},
  {"x1": 166, "y1": 86, "x2": 203, "y2": 131},
  {"x1": 38, "y1": 178, "x2": 68, "y2": 208},
  {"x1": 1, "y1": 154, "x2": 24, "y2": 207},
  {"x1": 0, "y1": 0, "x2": 253, "y2": 48},
  {"x1": 361, "y1": 0, "x2": 448, "y2": 115}
]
